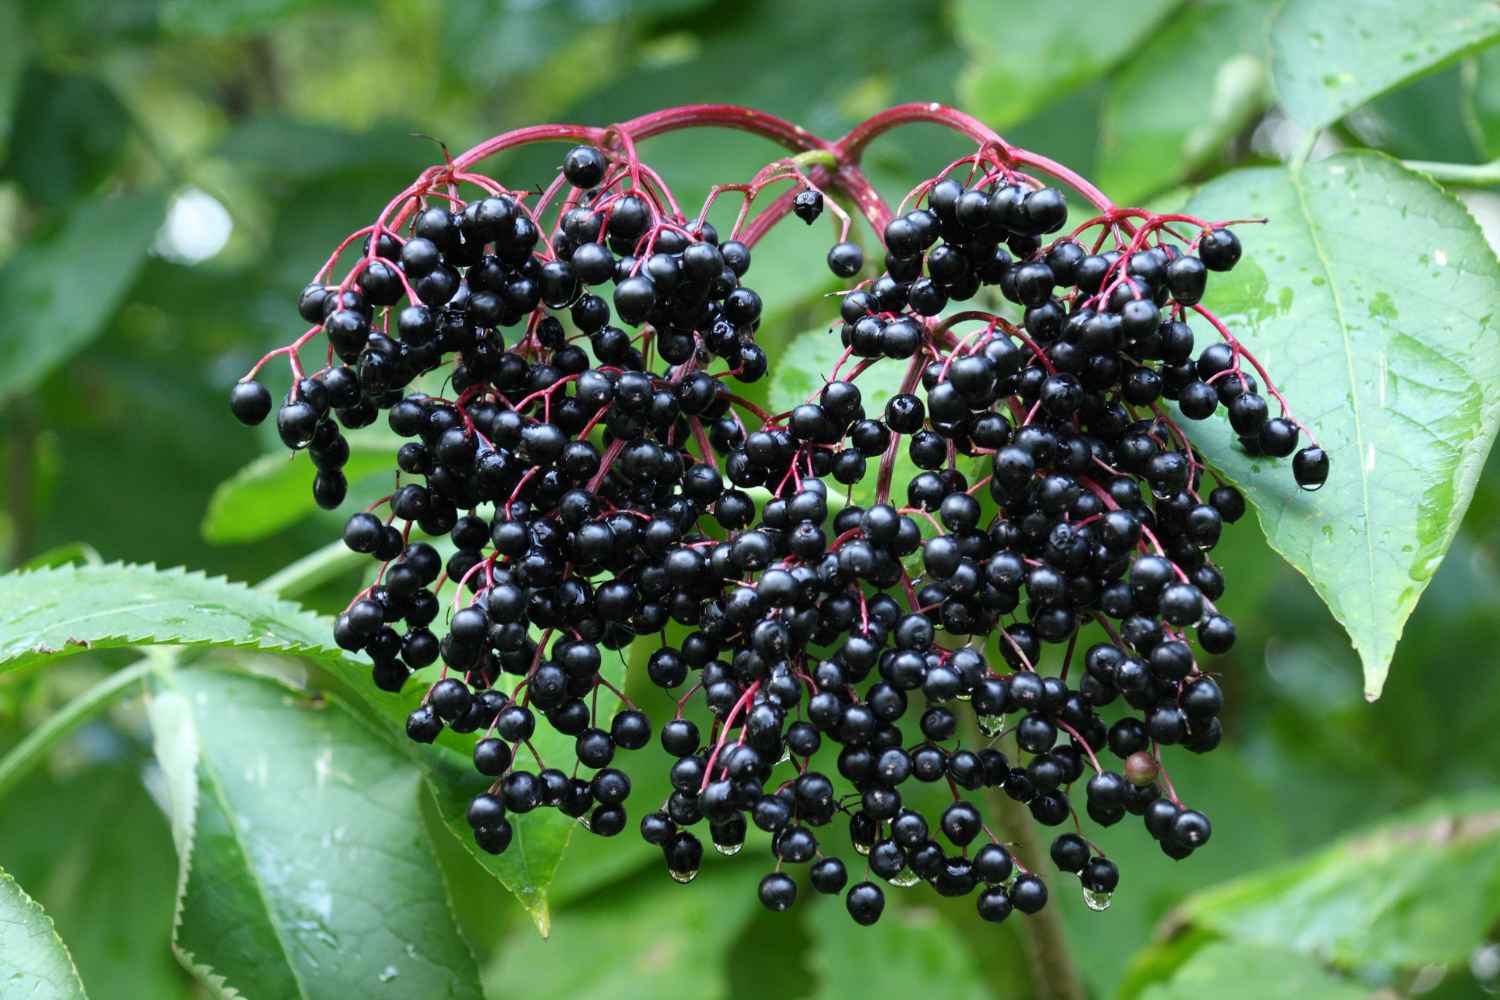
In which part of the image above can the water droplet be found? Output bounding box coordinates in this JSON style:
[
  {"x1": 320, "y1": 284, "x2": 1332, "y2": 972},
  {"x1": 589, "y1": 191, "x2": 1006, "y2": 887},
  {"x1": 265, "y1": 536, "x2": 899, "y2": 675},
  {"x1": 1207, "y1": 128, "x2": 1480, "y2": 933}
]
[
  {"x1": 978, "y1": 714, "x2": 1004, "y2": 737},
  {"x1": 853, "y1": 841, "x2": 871, "y2": 857},
  {"x1": 713, "y1": 840, "x2": 743, "y2": 857},
  {"x1": 1082, "y1": 887, "x2": 1112, "y2": 911},
  {"x1": 776, "y1": 747, "x2": 791, "y2": 765},
  {"x1": 379, "y1": 965, "x2": 399, "y2": 983},
  {"x1": 669, "y1": 868, "x2": 699, "y2": 884},
  {"x1": 889, "y1": 867, "x2": 920, "y2": 888}
]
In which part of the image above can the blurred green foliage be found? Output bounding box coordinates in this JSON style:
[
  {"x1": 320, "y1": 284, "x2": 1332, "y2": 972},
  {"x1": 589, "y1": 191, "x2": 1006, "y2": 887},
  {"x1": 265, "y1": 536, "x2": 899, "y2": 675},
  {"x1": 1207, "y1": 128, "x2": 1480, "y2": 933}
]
[{"x1": 1, "y1": 1, "x2": 1499, "y2": 998}]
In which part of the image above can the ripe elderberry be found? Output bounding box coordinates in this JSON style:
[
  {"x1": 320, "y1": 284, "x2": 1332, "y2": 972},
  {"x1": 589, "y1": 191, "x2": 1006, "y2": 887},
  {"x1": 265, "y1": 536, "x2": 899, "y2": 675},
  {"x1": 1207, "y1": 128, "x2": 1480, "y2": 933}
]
[{"x1": 233, "y1": 103, "x2": 1328, "y2": 929}]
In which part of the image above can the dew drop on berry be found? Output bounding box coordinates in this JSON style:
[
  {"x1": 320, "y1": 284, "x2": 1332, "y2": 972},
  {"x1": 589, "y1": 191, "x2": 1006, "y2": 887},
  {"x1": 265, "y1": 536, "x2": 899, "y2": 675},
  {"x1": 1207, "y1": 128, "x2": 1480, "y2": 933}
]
[
  {"x1": 669, "y1": 867, "x2": 699, "y2": 884},
  {"x1": 889, "y1": 867, "x2": 920, "y2": 888},
  {"x1": 1082, "y1": 886, "x2": 1113, "y2": 911}
]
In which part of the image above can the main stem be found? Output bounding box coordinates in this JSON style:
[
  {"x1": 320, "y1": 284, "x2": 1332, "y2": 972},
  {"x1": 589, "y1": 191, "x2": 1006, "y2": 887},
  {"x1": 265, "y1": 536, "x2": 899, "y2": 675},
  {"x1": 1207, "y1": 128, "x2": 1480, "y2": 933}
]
[{"x1": 964, "y1": 716, "x2": 1087, "y2": 1000}]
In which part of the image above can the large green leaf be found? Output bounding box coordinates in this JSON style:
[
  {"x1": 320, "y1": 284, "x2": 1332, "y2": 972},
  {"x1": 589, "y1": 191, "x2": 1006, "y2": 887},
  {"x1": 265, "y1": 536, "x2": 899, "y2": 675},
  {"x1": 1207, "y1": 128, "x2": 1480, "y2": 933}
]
[
  {"x1": 203, "y1": 448, "x2": 392, "y2": 544},
  {"x1": 1096, "y1": 0, "x2": 1274, "y2": 203},
  {"x1": 0, "y1": 563, "x2": 344, "y2": 673},
  {"x1": 1174, "y1": 793, "x2": 1500, "y2": 969},
  {"x1": 146, "y1": 668, "x2": 484, "y2": 999},
  {"x1": 1182, "y1": 152, "x2": 1500, "y2": 697},
  {"x1": 956, "y1": 0, "x2": 1181, "y2": 130},
  {"x1": 0, "y1": 866, "x2": 87, "y2": 1000},
  {"x1": 1270, "y1": 0, "x2": 1500, "y2": 132},
  {"x1": 0, "y1": 190, "x2": 167, "y2": 404},
  {"x1": 1138, "y1": 942, "x2": 1368, "y2": 1000}
]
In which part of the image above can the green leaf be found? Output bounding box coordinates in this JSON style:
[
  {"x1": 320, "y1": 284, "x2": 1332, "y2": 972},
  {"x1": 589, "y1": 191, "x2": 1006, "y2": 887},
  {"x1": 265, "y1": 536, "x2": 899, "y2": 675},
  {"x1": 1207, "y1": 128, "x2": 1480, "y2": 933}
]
[
  {"x1": 0, "y1": 563, "x2": 345, "y2": 673},
  {"x1": 956, "y1": 0, "x2": 1182, "y2": 130},
  {"x1": 2, "y1": 68, "x2": 131, "y2": 208},
  {"x1": 146, "y1": 668, "x2": 484, "y2": 999},
  {"x1": 424, "y1": 760, "x2": 571, "y2": 938},
  {"x1": 1097, "y1": 0, "x2": 1274, "y2": 203},
  {"x1": 1138, "y1": 942, "x2": 1368, "y2": 1000},
  {"x1": 203, "y1": 448, "x2": 391, "y2": 544},
  {"x1": 1270, "y1": 0, "x2": 1500, "y2": 132},
  {"x1": 810, "y1": 902, "x2": 989, "y2": 1000},
  {"x1": 0, "y1": 190, "x2": 167, "y2": 404},
  {"x1": 487, "y1": 864, "x2": 761, "y2": 999},
  {"x1": 419, "y1": 650, "x2": 627, "y2": 936},
  {"x1": 1174, "y1": 793, "x2": 1500, "y2": 970},
  {"x1": 0, "y1": 866, "x2": 87, "y2": 1000},
  {"x1": 1182, "y1": 152, "x2": 1500, "y2": 697}
]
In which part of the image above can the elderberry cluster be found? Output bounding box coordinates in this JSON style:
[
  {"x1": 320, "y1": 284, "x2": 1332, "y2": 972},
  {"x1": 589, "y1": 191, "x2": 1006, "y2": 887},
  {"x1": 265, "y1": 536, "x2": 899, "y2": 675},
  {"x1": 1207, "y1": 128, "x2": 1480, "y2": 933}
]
[{"x1": 230, "y1": 127, "x2": 1326, "y2": 928}]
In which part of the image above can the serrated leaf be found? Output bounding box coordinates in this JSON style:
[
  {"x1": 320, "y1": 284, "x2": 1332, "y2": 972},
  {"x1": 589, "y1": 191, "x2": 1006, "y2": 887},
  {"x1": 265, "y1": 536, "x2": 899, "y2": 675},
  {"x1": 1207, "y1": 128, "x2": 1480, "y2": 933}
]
[
  {"x1": 0, "y1": 866, "x2": 88, "y2": 1000},
  {"x1": 1097, "y1": 0, "x2": 1274, "y2": 203},
  {"x1": 1270, "y1": 0, "x2": 1500, "y2": 132},
  {"x1": 956, "y1": 0, "x2": 1182, "y2": 130},
  {"x1": 203, "y1": 448, "x2": 392, "y2": 544},
  {"x1": 1171, "y1": 794, "x2": 1500, "y2": 970},
  {"x1": 1182, "y1": 152, "x2": 1500, "y2": 697},
  {"x1": 1138, "y1": 942, "x2": 1368, "y2": 1000},
  {"x1": 146, "y1": 668, "x2": 483, "y2": 999},
  {"x1": 0, "y1": 563, "x2": 346, "y2": 673},
  {"x1": 0, "y1": 190, "x2": 167, "y2": 404}
]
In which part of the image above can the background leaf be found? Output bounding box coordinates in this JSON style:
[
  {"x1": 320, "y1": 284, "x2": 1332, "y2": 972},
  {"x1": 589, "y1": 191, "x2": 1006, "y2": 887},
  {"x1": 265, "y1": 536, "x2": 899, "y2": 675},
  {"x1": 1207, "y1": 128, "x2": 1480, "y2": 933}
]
[
  {"x1": 1172, "y1": 793, "x2": 1500, "y2": 970},
  {"x1": 0, "y1": 3, "x2": 26, "y2": 163},
  {"x1": 1096, "y1": 0, "x2": 1274, "y2": 202},
  {"x1": 0, "y1": 563, "x2": 344, "y2": 672},
  {"x1": 1181, "y1": 152, "x2": 1500, "y2": 697},
  {"x1": 3, "y1": 68, "x2": 132, "y2": 208},
  {"x1": 1271, "y1": 0, "x2": 1500, "y2": 131},
  {"x1": 1137, "y1": 942, "x2": 1368, "y2": 1000},
  {"x1": 146, "y1": 668, "x2": 484, "y2": 999},
  {"x1": 0, "y1": 865, "x2": 88, "y2": 1000},
  {"x1": 0, "y1": 765, "x2": 196, "y2": 1000},
  {"x1": 810, "y1": 902, "x2": 989, "y2": 1000},
  {"x1": 0, "y1": 191, "x2": 167, "y2": 404},
  {"x1": 203, "y1": 448, "x2": 392, "y2": 544},
  {"x1": 956, "y1": 0, "x2": 1181, "y2": 130}
]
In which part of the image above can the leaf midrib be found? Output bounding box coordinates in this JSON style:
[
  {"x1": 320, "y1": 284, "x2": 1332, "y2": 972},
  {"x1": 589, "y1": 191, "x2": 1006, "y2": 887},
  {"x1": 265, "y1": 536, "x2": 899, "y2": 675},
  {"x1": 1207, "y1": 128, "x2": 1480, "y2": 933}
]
[{"x1": 1286, "y1": 161, "x2": 1379, "y2": 637}]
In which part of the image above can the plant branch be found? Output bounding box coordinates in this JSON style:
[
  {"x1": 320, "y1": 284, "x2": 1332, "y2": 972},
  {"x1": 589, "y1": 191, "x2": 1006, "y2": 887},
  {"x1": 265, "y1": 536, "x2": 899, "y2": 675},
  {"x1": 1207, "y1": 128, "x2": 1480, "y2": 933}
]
[
  {"x1": 1404, "y1": 156, "x2": 1500, "y2": 186},
  {"x1": 0, "y1": 656, "x2": 167, "y2": 801}
]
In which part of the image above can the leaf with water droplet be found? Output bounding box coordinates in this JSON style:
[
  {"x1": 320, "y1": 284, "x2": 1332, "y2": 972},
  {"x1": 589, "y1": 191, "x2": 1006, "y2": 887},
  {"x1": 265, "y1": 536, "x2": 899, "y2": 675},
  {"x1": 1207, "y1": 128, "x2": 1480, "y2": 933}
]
[
  {"x1": 0, "y1": 866, "x2": 87, "y2": 1000},
  {"x1": 1183, "y1": 152, "x2": 1500, "y2": 698},
  {"x1": 147, "y1": 669, "x2": 484, "y2": 999},
  {"x1": 1271, "y1": 0, "x2": 1500, "y2": 131}
]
